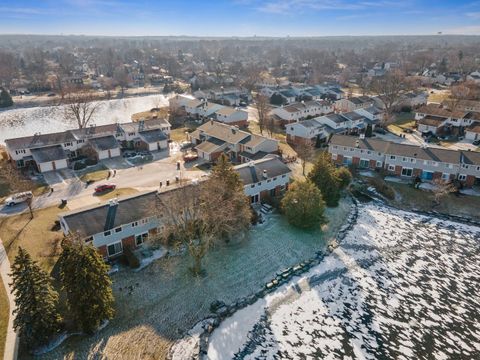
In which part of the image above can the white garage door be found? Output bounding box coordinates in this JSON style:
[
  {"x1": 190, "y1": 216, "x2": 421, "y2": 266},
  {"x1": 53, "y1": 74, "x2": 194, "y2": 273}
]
[{"x1": 39, "y1": 162, "x2": 53, "y2": 172}]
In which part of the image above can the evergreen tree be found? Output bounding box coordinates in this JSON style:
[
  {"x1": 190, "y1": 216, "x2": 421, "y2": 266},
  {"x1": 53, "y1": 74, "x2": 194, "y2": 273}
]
[
  {"x1": 10, "y1": 248, "x2": 62, "y2": 349},
  {"x1": 365, "y1": 124, "x2": 373, "y2": 137},
  {"x1": 211, "y1": 153, "x2": 243, "y2": 193},
  {"x1": 308, "y1": 152, "x2": 341, "y2": 207},
  {"x1": 58, "y1": 237, "x2": 114, "y2": 334},
  {"x1": 0, "y1": 87, "x2": 14, "y2": 108},
  {"x1": 281, "y1": 180, "x2": 325, "y2": 229}
]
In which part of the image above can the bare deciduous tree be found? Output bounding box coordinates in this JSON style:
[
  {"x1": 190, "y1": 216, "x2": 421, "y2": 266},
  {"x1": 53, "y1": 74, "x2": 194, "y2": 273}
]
[
  {"x1": 156, "y1": 156, "x2": 251, "y2": 275},
  {"x1": 296, "y1": 141, "x2": 315, "y2": 177},
  {"x1": 0, "y1": 161, "x2": 35, "y2": 219},
  {"x1": 431, "y1": 179, "x2": 456, "y2": 206},
  {"x1": 444, "y1": 84, "x2": 470, "y2": 111},
  {"x1": 63, "y1": 89, "x2": 100, "y2": 129},
  {"x1": 256, "y1": 94, "x2": 270, "y2": 135},
  {"x1": 371, "y1": 70, "x2": 408, "y2": 125}
]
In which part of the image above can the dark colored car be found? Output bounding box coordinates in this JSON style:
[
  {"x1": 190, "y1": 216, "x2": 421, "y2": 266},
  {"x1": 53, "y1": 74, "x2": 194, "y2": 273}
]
[
  {"x1": 374, "y1": 127, "x2": 386, "y2": 134},
  {"x1": 47, "y1": 93, "x2": 56, "y2": 97},
  {"x1": 94, "y1": 183, "x2": 116, "y2": 193},
  {"x1": 473, "y1": 139, "x2": 480, "y2": 146},
  {"x1": 403, "y1": 128, "x2": 413, "y2": 134}
]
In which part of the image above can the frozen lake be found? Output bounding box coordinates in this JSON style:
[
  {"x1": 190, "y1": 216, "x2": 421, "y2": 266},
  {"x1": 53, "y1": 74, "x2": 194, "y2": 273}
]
[
  {"x1": 207, "y1": 204, "x2": 480, "y2": 360},
  {"x1": 0, "y1": 94, "x2": 168, "y2": 144}
]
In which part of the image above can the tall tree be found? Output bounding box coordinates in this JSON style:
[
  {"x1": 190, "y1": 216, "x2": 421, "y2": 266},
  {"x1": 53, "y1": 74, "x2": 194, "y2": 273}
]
[
  {"x1": 308, "y1": 152, "x2": 341, "y2": 207},
  {"x1": 0, "y1": 87, "x2": 13, "y2": 108},
  {"x1": 63, "y1": 89, "x2": 100, "y2": 129},
  {"x1": 157, "y1": 156, "x2": 251, "y2": 275},
  {"x1": 281, "y1": 180, "x2": 325, "y2": 229},
  {"x1": 113, "y1": 65, "x2": 130, "y2": 94},
  {"x1": 296, "y1": 141, "x2": 315, "y2": 177},
  {"x1": 58, "y1": 236, "x2": 115, "y2": 334},
  {"x1": 10, "y1": 248, "x2": 62, "y2": 349},
  {"x1": 370, "y1": 70, "x2": 408, "y2": 125},
  {"x1": 255, "y1": 94, "x2": 270, "y2": 135}
]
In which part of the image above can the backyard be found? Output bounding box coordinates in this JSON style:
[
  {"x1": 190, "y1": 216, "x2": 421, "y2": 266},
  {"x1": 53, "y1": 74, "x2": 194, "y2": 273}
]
[
  {"x1": 36, "y1": 198, "x2": 352, "y2": 359},
  {"x1": 207, "y1": 203, "x2": 480, "y2": 359}
]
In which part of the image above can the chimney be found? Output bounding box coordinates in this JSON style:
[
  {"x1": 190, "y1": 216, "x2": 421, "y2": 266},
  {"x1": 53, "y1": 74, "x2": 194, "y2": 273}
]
[
  {"x1": 355, "y1": 140, "x2": 360, "y2": 148},
  {"x1": 263, "y1": 169, "x2": 268, "y2": 179}
]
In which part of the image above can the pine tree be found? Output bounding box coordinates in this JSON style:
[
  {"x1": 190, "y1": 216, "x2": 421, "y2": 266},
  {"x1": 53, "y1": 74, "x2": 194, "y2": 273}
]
[
  {"x1": 281, "y1": 180, "x2": 326, "y2": 229},
  {"x1": 308, "y1": 152, "x2": 341, "y2": 207},
  {"x1": 10, "y1": 248, "x2": 62, "y2": 349},
  {"x1": 58, "y1": 236, "x2": 115, "y2": 334},
  {"x1": 211, "y1": 154, "x2": 243, "y2": 193},
  {"x1": 0, "y1": 87, "x2": 14, "y2": 108},
  {"x1": 365, "y1": 124, "x2": 373, "y2": 137}
]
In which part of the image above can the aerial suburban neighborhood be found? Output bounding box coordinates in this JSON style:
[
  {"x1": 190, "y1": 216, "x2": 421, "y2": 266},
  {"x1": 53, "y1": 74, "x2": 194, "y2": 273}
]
[{"x1": 0, "y1": 2, "x2": 479, "y2": 360}]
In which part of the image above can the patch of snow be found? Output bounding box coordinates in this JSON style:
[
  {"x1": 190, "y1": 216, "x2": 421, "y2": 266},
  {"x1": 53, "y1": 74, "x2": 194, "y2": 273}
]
[
  {"x1": 135, "y1": 248, "x2": 167, "y2": 272},
  {"x1": 0, "y1": 95, "x2": 168, "y2": 144}
]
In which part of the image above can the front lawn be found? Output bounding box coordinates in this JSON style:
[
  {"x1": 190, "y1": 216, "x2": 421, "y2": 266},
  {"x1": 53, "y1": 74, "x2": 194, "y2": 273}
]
[
  {"x1": 0, "y1": 276, "x2": 8, "y2": 360},
  {"x1": 78, "y1": 164, "x2": 109, "y2": 183},
  {"x1": 0, "y1": 206, "x2": 66, "y2": 272},
  {"x1": 95, "y1": 187, "x2": 138, "y2": 200}
]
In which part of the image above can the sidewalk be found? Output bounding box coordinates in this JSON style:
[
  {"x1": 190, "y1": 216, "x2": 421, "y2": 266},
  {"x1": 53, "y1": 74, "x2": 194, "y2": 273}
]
[{"x1": 0, "y1": 240, "x2": 18, "y2": 360}]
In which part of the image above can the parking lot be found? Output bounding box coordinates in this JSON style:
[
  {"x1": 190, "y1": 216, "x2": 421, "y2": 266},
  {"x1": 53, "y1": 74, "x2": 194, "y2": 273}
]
[{"x1": 0, "y1": 143, "x2": 208, "y2": 216}]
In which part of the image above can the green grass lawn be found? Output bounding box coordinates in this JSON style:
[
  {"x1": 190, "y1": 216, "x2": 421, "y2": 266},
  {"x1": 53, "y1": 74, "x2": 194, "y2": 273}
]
[{"x1": 0, "y1": 276, "x2": 8, "y2": 360}]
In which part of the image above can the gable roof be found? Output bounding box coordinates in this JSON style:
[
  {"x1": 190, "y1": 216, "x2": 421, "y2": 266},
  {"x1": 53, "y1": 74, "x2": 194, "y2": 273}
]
[
  {"x1": 5, "y1": 131, "x2": 75, "y2": 151},
  {"x1": 60, "y1": 190, "x2": 158, "y2": 237},
  {"x1": 234, "y1": 156, "x2": 291, "y2": 185},
  {"x1": 31, "y1": 145, "x2": 67, "y2": 163},
  {"x1": 196, "y1": 120, "x2": 250, "y2": 144},
  {"x1": 88, "y1": 135, "x2": 120, "y2": 151}
]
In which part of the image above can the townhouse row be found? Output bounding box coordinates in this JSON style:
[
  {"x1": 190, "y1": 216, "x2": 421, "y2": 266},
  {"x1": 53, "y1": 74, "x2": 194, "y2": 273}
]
[
  {"x1": 328, "y1": 135, "x2": 480, "y2": 187},
  {"x1": 58, "y1": 156, "x2": 291, "y2": 259},
  {"x1": 415, "y1": 103, "x2": 480, "y2": 142},
  {"x1": 5, "y1": 118, "x2": 171, "y2": 173},
  {"x1": 188, "y1": 120, "x2": 279, "y2": 163},
  {"x1": 286, "y1": 106, "x2": 384, "y2": 146},
  {"x1": 170, "y1": 94, "x2": 249, "y2": 127}
]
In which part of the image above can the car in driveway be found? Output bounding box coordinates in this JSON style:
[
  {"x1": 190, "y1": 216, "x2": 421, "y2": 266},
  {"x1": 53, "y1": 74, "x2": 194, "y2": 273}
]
[
  {"x1": 4, "y1": 191, "x2": 33, "y2": 206},
  {"x1": 473, "y1": 139, "x2": 480, "y2": 146},
  {"x1": 94, "y1": 183, "x2": 116, "y2": 194}
]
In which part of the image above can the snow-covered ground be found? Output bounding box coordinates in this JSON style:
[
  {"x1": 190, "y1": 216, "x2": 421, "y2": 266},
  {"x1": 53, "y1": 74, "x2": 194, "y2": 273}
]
[
  {"x1": 0, "y1": 94, "x2": 168, "y2": 144},
  {"x1": 207, "y1": 204, "x2": 480, "y2": 360}
]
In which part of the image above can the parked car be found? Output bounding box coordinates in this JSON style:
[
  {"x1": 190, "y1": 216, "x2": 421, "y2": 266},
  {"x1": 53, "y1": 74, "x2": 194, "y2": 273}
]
[
  {"x1": 4, "y1": 191, "x2": 33, "y2": 206},
  {"x1": 183, "y1": 151, "x2": 198, "y2": 162},
  {"x1": 47, "y1": 93, "x2": 56, "y2": 97},
  {"x1": 473, "y1": 139, "x2": 480, "y2": 146},
  {"x1": 94, "y1": 183, "x2": 116, "y2": 194},
  {"x1": 180, "y1": 141, "x2": 193, "y2": 150},
  {"x1": 374, "y1": 127, "x2": 386, "y2": 134},
  {"x1": 402, "y1": 128, "x2": 413, "y2": 134}
]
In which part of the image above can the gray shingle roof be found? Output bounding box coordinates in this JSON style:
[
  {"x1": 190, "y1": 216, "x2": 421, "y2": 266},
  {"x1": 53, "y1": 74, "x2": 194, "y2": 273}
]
[
  {"x1": 139, "y1": 129, "x2": 168, "y2": 143},
  {"x1": 234, "y1": 156, "x2": 291, "y2": 185},
  {"x1": 88, "y1": 135, "x2": 120, "y2": 151},
  {"x1": 5, "y1": 131, "x2": 75, "y2": 150},
  {"x1": 30, "y1": 145, "x2": 67, "y2": 163}
]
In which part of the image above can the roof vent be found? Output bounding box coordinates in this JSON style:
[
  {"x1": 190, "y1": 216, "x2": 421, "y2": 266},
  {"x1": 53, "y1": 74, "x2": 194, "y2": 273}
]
[
  {"x1": 263, "y1": 169, "x2": 268, "y2": 179},
  {"x1": 355, "y1": 140, "x2": 360, "y2": 148}
]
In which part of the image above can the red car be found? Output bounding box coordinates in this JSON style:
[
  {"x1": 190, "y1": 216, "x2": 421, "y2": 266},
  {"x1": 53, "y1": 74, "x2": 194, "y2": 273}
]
[{"x1": 94, "y1": 183, "x2": 116, "y2": 194}]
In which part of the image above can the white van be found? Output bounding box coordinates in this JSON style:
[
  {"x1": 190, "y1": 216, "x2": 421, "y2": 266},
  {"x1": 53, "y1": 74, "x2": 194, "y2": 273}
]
[{"x1": 4, "y1": 191, "x2": 33, "y2": 206}]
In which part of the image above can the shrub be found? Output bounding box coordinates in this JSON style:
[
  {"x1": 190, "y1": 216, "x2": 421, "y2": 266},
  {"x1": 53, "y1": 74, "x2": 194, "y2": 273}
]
[
  {"x1": 336, "y1": 167, "x2": 353, "y2": 189},
  {"x1": 73, "y1": 161, "x2": 87, "y2": 170},
  {"x1": 368, "y1": 177, "x2": 395, "y2": 200},
  {"x1": 85, "y1": 158, "x2": 98, "y2": 166},
  {"x1": 308, "y1": 152, "x2": 341, "y2": 207},
  {"x1": 123, "y1": 246, "x2": 140, "y2": 269}
]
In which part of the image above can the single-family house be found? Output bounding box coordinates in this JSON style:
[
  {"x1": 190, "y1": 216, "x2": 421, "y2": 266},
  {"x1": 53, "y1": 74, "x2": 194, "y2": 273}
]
[
  {"x1": 286, "y1": 119, "x2": 328, "y2": 146},
  {"x1": 214, "y1": 107, "x2": 248, "y2": 127}
]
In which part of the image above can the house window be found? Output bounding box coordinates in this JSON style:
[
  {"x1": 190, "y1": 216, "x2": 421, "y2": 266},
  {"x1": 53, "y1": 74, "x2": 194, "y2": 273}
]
[
  {"x1": 376, "y1": 161, "x2": 383, "y2": 168},
  {"x1": 107, "y1": 242, "x2": 122, "y2": 257},
  {"x1": 131, "y1": 221, "x2": 138, "y2": 227},
  {"x1": 282, "y1": 174, "x2": 286, "y2": 178},
  {"x1": 401, "y1": 168, "x2": 413, "y2": 177},
  {"x1": 250, "y1": 184, "x2": 255, "y2": 188},
  {"x1": 442, "y1": 173, "x2": 450, "y2": 181},
  {"x1": 141, "y1": 218, "x2": 148, "y2": 225},
  {"x1": 135, "y1": 232, "x2": 148, "y2": 246},
  {"x1": 273, "y1": 177, "x2": 277, "y2": 181},
  {"x1": 432, "y1": 162, "x2": 438, "y2": 167},
  {"x1": 332, "y1": 153, "x2": 337, "y2": 160},
  {"x1": 410, "y1": 158, "x2": 416, "y2": 163},
  {"x1": 390, "y1": 155, "x2": 396, "y2": 160},
  {"x1": 359, "y1": 159, "x2": 369, "y2": 168},
  {"x1": 85, "y1": 236, "x2": 93, "y2": 243},
  {"x1": 115, "y1": 227, "x2": 122, "y2": 233},
  {"x1": 388, "y1": 165, "x2": 395, "y2": 171},
  {"x1": 104, "y1": 230, "x2": 111, "y2": 237},
  {"x1": 458, "y1": 174, "x2": 467, "y2": 181}
]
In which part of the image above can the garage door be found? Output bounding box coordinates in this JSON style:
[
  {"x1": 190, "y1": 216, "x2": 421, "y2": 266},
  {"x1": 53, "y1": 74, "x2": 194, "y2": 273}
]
[{"x1": 39, "y1": 162, "x2": 53, "y2": 172}]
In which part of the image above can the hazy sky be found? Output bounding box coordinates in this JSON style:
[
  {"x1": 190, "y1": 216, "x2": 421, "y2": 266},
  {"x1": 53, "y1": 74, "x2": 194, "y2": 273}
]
[{"x1": 1, "y1": 0, "x2": 480, "y2": 37}]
